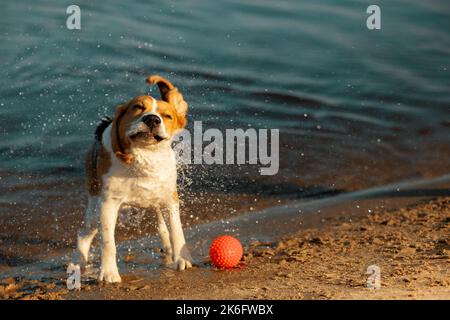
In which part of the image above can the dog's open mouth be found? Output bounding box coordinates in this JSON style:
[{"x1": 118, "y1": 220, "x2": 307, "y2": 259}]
[
  {"x1": 154, "y1": 135, "x2": 164, "y2": 142},
  {"x1": 130, "y1": 131, "x2": 165, "y2": 142}
]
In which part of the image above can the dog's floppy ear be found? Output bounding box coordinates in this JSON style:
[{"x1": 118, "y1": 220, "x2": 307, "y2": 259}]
[
  {"x1": 111, "y1": 103, "x2": 133, "y2": 164},
  {"x1": 146, "y1": 75, "x2": 188, "y2": 128}
]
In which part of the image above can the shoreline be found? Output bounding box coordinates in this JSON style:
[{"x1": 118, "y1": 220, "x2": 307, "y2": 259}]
[
  {"x1": 0, "y1": 174, "x2": 449, "y2": 299},
  {"x1": 1, "y1": 150, "x2": 449, "y2": 273}
]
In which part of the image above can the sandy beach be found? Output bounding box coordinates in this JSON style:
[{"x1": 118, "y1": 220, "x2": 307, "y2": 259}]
[
  {"x1": 1, "y1": 0, "x2": 450, "y2": 302},
  {"x1": 1, "y1": 195, "x2": 448, "y2": 300}
]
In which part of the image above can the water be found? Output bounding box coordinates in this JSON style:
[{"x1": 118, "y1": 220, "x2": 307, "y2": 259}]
[{"x1": 0, "y1": 0, "x2": 449, "y2": 268}]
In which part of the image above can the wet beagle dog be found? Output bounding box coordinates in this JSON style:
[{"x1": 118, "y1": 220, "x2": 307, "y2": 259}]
[{"x1": 75, "y1": 75, "x2": 192, "y2": 283}]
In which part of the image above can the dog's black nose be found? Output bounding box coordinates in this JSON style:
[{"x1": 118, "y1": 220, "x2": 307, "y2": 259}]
[{"x1": 142, "y1": 114, "x2": 161, "y2": 127}]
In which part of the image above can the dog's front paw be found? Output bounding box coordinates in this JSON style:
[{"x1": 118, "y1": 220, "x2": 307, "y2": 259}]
[
  {"x1": 98, "y1": 263, "x2": 122, "y2": 283},
  {"x1": 173, "y1": 257, "x2": 192, "y2": 271}
]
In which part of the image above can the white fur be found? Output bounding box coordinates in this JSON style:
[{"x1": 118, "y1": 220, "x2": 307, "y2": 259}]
[{"x1": 76, "y1": 124, "x2": 192, "y2": 283}]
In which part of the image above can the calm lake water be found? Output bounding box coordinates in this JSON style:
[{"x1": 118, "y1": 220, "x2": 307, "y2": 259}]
[{"x1": 0, "y1": 0, "x2": 449, "y2": 266}]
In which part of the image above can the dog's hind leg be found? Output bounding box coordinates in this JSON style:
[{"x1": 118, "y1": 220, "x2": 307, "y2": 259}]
[{"x1": 76, "y1": 196, "x2": 99, "y2": 266}]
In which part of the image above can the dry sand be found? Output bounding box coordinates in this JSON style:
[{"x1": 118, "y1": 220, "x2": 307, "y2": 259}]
[{"x1": 1, "y1": 197, "x2": 448, "y2": 300}]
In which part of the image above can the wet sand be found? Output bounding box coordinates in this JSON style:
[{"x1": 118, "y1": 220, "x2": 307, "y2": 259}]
[
  {"x1": 1, "y1": 141, "x2": 449, "y2": 275},
  {"x1": 1, "y1": 195, "x2": 448, "y2": 300}
]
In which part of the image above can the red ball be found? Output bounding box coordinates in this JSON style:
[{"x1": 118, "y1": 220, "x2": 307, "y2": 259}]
[{"x1": 209, "y1": 235, "x2": 243, "y2": 269}]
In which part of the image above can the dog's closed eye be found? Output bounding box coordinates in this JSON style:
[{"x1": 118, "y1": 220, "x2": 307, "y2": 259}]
[{"x1": 132, "y1": 104, "x2": 146, "y2": 111}]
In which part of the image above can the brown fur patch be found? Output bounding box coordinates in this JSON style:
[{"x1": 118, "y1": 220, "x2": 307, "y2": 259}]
[
  {"x1": 172, "y1": 190, "x2": 179, "y2": 202},
  {"x1": 85, "y1": 141, "x2": 112, "y2": 196},
  {"x1": 111, "y1": 103, "x2": 134, "y2": 164},
  {"x1": 156, "y1": 100, "x2": 186, "y2": 137}
]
